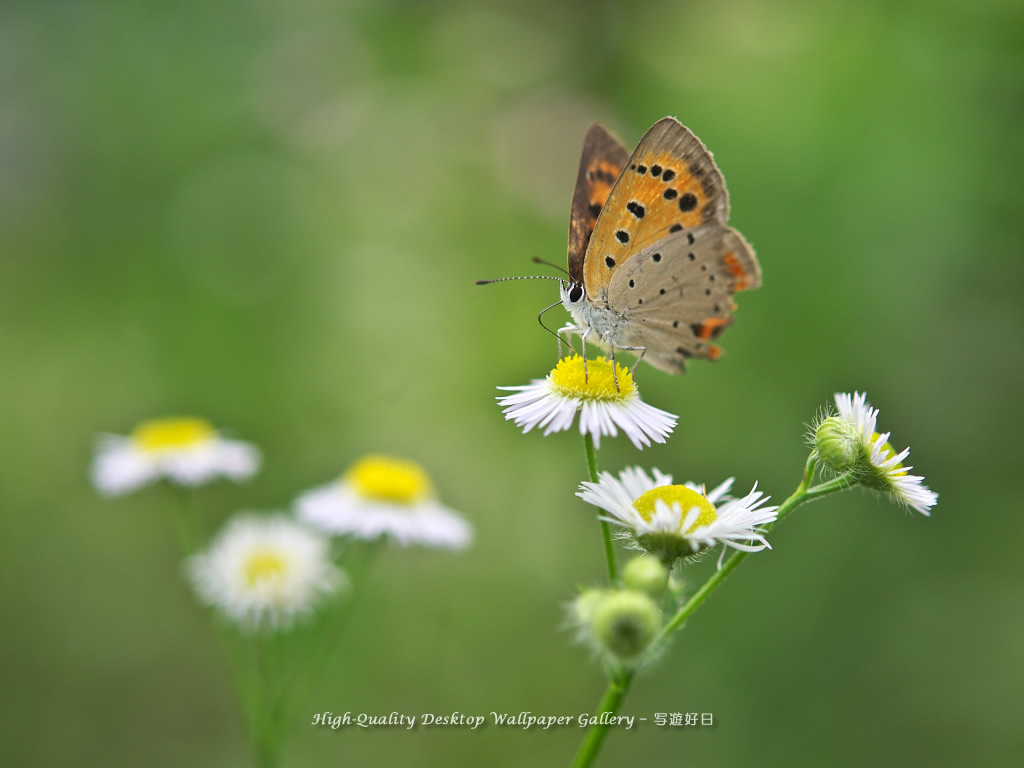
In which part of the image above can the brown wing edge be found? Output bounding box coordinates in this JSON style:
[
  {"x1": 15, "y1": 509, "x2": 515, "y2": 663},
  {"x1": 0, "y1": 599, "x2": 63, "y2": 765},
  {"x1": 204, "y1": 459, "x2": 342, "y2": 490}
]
[
  {"x1": 639, "y1": 116, "x2": 731, "y2": 226},
  {"x1": 566, "y1": 122, "x2": 630, "y2": 284}
]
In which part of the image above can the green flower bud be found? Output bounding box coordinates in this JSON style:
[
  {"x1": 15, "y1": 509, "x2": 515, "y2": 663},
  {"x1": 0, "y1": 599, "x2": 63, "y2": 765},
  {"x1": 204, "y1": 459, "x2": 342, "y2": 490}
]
[
  {"x1": 815, "y1": 416, "x2": 860, "y2": 472},
  {"x1": 592, "y1": 589, "x2": 661, "y2": 663},
  {"x1": 622, "y1": 555, "x2": 668, "y2": 596},
  {"x1": 571, "y1": 588, "x2": 607, "y2": 625}
]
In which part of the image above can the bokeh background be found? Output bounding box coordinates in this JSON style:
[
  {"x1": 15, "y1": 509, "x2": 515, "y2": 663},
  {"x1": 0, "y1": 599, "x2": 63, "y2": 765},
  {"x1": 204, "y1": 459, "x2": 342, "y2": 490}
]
[{"x1": 3, "y1": 0, "x2": 1022, "y2": 765}]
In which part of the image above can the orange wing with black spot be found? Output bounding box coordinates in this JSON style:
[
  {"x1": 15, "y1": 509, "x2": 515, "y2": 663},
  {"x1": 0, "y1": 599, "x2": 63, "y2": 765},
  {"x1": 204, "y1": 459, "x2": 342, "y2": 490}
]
[
  {"x1": 583, "y1": 117, "x2": 730, "y2": 300},
  {"x1": 567, "y1": 123, "x2": 630, "y2": 285}
]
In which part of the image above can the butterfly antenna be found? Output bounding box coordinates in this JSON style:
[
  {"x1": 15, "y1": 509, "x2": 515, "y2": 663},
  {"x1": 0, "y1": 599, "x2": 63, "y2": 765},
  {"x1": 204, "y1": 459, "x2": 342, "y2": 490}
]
[
  {"x1": 531, "y1": 256, "x2": 569, "y2": 276},
  {"x1": 537, "y1": 299, "x2": 577, "y2": 356},
  {"x1": 475, "y1": 275, "x2": 565, "y2": 286}
]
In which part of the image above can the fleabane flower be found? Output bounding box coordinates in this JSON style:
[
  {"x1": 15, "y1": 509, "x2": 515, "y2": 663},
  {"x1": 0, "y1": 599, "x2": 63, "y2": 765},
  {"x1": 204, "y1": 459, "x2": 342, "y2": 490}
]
[
  {"x1": 578, "y1": 466, "x2": 778, "y2": 564},
  {"x1": 828, "y1": 392, "x2": 938, "y2": 515},
  {"x1": 496, "y1": 355, "x2": 677, "y2": 449},
  {"x1": 295, "y1": 454, "x2": 472, "y2": 550},
  {"x1": 188, "y1": 514, "x2": 344, "y2": 631},
  {"x1": 91, "y1": 417, "x2": 260, "y2": 496}
]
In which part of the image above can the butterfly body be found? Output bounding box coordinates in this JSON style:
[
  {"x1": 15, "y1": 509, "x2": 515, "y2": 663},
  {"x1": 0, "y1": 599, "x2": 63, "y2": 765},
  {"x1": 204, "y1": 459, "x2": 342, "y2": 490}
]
[
  {"x1": 559, "y1": 281, "x2": 627, "y2": 345},
  {"x1": 560, "y1": 117, "x2": 760, "y2": 374}
]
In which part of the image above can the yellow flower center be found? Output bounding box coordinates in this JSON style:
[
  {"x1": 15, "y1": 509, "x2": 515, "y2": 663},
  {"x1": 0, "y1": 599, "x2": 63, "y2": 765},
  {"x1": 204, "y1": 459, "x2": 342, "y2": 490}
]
[
  {"x1": 871, "y1": 432, "x2": 907, "y2": 476},
  {"x1": 632, "y1": 485, "x2": 717, "y2": 533},
  {"x1": 243, "y1": 551, "x2": 287, "y2": 586},
  {"x1": 550, "y1": 355, "x2": 635, "y2": 401},
  {"x1": 345, "y1": 455, "x2": 432, "y2": 504},
  {"x1": 132, "y1": 417, "x2": 215, "y2": 453}
]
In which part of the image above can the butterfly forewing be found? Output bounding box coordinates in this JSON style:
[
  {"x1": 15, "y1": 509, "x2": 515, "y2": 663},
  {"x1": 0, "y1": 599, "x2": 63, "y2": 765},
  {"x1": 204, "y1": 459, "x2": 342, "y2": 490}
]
[
  {"x1": 606, "y1": 224, "x2": 759, "y2": 373},
  {"x1": 583, "y1": 117, "x2": 731, "y2": 301},
  {"x1": 566, "y1": 123, "x2": 630, "y2": 284}
]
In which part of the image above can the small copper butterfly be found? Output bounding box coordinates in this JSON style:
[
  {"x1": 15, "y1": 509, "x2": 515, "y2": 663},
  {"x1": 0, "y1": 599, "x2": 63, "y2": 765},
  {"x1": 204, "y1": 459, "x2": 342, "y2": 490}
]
[
  {"x1": 478, "y1": 117, "x2": 761, "y2": 377},
  {"x1": 558, "y1": 117, "x2": 761, "y2": 374}
]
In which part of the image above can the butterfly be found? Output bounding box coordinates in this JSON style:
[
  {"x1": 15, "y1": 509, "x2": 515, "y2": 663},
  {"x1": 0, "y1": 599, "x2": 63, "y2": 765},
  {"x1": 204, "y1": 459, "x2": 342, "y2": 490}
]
[{"x1": 556, "y1": 117, "x2": 761, "y2": 376}]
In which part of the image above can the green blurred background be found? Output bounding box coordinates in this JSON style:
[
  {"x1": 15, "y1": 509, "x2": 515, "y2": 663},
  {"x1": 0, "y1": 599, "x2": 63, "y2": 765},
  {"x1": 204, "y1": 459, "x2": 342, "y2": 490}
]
[{"x1": 3, "y1": 0, "x2": 1022, "y2": 765}]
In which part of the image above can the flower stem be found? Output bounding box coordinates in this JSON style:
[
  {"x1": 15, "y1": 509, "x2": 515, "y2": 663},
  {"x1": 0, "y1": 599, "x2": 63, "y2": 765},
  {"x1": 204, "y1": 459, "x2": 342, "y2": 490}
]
[
  {"x1": 583, "y1": 433, "x2": 618, "y2": 585},
  {"x1": 570, "y1": 668, "x2": 634, "y2": 768},
  {"x1": 167, "y1": 489, "x2": 269, "y2": 766},
  {"x1": 278, "y1": 539, "x2": 382, "y2": 739},
  {"x1": 167, "y1": 484, "x2": 203, "y2": 553},
  {"x1": 657, "y1": 462, "x2": 853, "y2": 640}
]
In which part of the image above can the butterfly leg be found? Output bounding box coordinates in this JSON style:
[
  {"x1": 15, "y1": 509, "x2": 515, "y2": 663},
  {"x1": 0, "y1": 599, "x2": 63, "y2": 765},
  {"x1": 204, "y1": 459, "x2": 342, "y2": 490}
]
[
  {"x1": 556, "y1": 324, "x2": 581, "y2": 361},
  {"x1": 615, "y1": 344, "x2": 647, "y2": 377},
  {"x1": 608, "y1": 337, "x2": 621, "y2": 392},
  {"x1": 580, "y1": 326, "x2": 592, "y2": 381}
]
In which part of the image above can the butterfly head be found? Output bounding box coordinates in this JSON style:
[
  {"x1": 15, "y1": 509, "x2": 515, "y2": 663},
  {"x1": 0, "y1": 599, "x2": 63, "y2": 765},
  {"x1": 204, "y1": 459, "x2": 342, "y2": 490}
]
[{"x1": 559, "y1": 280, "x2": 585, "y2": 309}]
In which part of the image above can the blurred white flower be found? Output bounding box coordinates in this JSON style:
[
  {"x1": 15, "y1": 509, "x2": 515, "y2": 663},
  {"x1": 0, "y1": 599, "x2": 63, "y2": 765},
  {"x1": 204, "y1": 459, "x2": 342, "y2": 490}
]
[
  {"x1": 497, "y1": 355, "x2": 677, "y2": 449},
  {"x1": 188, "y1": 514, "x2": 343, "y2": 631},
  {"x1": 91, "y1": 417, "x2": 260, "y2": 496},
  {"x1": 295, "y1": 455, "x2": 472, "y2": 550}
]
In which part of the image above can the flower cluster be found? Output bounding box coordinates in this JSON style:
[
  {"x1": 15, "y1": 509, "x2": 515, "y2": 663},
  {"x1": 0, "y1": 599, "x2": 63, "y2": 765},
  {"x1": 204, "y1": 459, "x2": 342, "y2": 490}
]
[
  {"x1": 495, "y1": 351, "x2": 937, "y2": 674},
  {"x1": 92, "y1": 418, "x2": 472, "y2": 632}
]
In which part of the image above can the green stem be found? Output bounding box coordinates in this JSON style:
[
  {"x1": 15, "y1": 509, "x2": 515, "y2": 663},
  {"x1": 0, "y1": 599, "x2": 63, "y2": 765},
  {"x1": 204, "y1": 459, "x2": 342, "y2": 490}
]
[
  {"x1": 274, "y1": 539, "x2": 382, "y2": 746},
  {"x1": 166, "y1": 484, "x2": 202, "y2": 553},
  {"x1": 570, "y1": 668, "x2": 634, "y2": 768},
  {"x1": 657, "y1": 464, "x2": 853, "y2": 640},
  {"x1": 583, "y1": 433, "x2": 618, "y2": 585},
  {"x1": 167, "y1": 488, "x2": 266, "y2": 764}
]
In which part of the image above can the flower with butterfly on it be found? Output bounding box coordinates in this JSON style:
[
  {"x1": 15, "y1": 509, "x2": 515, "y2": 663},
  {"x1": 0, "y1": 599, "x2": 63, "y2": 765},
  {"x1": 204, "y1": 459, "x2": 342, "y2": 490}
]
[
  {"x1": 187, "y1": 514, "x2": 345, "y2": 632},
  {"x1": 817, "y1": 392, "x2": 937, "y2": 516},
  {"x1": 496, "y1": 355, "x2": 677, "y2": 450},
  {"x1": 577, "y1": 466, "x2": 778, "y2": 565},
  {"x1": 295, "y1": 454, "x2": 472, "y2": 550},
  {"x1": 91, "y1": 417, "x2": 261, "y2": 497}
]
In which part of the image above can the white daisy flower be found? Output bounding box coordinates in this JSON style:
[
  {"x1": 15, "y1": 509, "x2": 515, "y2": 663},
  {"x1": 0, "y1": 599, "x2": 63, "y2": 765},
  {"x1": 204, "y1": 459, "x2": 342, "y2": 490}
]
[
  {"x1": 833, "y1": 392, "x2": 938, "y2": 515},
  {"x1": 188, "y1": 514, "x2": 344, "y2": 631},
  {"x1": 91, "y1": 417, "x2": 261, "y2": 496},
  {"x1": 295, "y1": 455, "x2": 472, "y2": 550},
  {"x1": 497, "y1": 355, "x2": 677, "y2": 449},
  {"x1": 578, "y1": 466, "x2": 778, "y2": 564}
]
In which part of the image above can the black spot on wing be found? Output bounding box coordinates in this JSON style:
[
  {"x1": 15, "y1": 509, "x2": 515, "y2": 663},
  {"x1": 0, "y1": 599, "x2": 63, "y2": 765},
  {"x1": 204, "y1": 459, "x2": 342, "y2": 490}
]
[{"x1": 626, "y1": 201, "x2": 646, "y2": 219}]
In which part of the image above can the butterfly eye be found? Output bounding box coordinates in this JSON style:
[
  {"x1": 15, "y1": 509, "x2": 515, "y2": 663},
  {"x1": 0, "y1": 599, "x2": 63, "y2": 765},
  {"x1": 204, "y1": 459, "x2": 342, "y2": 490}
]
[{"x1": 569, "y1": 285, "x2": 584, "y2": 303}]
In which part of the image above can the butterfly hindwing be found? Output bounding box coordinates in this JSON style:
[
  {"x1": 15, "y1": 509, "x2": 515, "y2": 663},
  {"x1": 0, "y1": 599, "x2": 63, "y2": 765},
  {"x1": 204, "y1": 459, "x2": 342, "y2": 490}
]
[
  {"x1": 605, "y1": 224, "x2": 759, "y2": 373},
  {"x1": 567, "y1": 123, "x2": 630, "y2": 284},
  {"x1": 584, "y1": 117, "x2": 730, "y2": 300}
]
